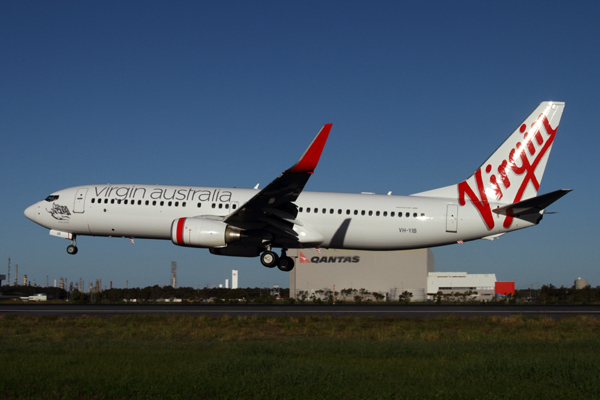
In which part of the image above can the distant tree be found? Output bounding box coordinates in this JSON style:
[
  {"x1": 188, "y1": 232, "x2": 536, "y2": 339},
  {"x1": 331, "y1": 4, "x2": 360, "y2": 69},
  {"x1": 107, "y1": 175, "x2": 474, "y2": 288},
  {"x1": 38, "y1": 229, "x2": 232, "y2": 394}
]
[
  {"x1": 71, "y1": 290, "x2": 90, "y2": 304},
  {"x1": 399, "y1": 291, "x2": 413, "y2": 303},
  {"x1": 372, "y1": 292, "x2": 385, "y2": 302},
  {"x1": 297, "y1": 291, "x2": 308, "y2": 303}
]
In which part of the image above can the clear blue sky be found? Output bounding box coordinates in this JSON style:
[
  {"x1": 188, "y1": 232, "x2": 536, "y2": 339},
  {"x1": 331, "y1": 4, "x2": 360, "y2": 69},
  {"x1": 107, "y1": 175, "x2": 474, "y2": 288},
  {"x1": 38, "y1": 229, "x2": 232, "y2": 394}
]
[{"x1": 1, "y1": 1, "x2": 598, "y2": 290}]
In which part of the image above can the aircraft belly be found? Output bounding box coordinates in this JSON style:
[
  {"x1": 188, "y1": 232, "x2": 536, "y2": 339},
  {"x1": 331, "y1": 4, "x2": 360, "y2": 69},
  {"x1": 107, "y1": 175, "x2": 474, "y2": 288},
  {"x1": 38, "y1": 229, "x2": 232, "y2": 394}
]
[{"x1": 87, "y1": 210, "x2": 171, "y2": 239}]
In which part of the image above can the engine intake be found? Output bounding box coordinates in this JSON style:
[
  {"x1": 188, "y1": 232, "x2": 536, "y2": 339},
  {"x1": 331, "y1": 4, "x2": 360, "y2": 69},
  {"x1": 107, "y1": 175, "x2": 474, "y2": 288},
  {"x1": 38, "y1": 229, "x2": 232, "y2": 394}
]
[{"x1": 171, "y1": 217, "x2": 242, "y2": 248}]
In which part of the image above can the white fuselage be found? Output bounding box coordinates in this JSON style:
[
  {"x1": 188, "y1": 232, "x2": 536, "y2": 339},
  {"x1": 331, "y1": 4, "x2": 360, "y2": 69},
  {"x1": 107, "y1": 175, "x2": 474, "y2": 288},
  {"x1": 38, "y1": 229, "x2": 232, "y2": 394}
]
[{"x1": 24, "y1": 183, "x2": 534, "y2": 251}]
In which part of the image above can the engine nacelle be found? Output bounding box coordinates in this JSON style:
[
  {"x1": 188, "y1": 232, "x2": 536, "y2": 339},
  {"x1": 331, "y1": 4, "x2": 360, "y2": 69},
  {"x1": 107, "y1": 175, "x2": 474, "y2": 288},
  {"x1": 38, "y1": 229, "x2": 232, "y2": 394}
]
[{"x1": 171, "y1": 217, "x2": 242, "y2": 248}]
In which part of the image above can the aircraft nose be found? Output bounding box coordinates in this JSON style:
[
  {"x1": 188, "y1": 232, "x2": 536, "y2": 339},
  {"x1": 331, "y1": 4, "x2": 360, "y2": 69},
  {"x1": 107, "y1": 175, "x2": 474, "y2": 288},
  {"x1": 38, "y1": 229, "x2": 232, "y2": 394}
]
[{"x1": 24, "y1": 204, "x2": 38, "y2": 222}]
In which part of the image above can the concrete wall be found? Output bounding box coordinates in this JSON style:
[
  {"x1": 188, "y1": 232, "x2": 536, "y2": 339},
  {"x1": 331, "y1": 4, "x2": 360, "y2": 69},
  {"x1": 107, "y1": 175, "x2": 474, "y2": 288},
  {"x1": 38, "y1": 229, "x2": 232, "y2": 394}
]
[{"x1": 289, "y1": 248, "x2": 433, "y2": 301}]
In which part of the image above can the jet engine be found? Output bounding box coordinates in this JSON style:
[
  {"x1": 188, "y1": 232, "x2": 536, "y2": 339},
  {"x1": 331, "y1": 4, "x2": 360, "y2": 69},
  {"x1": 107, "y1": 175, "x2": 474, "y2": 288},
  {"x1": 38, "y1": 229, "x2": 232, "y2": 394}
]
[{"x1": 171, "y1": 217, "x2": 242, "y2": 248}]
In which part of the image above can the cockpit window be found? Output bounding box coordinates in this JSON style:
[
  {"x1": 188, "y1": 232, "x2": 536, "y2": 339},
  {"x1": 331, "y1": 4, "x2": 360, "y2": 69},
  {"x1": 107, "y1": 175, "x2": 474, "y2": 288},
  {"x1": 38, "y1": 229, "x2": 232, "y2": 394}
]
[{"x1": 44, "y1": 195, "x2": 59, "y2": 202}]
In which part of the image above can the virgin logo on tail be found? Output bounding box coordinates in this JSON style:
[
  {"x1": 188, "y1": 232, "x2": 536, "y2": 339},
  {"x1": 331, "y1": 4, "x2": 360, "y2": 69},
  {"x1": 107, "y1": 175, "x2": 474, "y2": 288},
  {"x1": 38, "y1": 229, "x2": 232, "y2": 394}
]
[{"x1": 459, "y1": 113, "x2": 559, "y2": 230}]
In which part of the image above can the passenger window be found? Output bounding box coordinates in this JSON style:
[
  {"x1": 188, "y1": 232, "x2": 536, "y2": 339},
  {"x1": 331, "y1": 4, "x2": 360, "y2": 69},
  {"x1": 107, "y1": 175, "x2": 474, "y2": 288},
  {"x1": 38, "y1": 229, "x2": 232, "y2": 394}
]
[
  {"x1": 299, "y1": 207, "x2": 303, "y2": 212},
  {"x1": 346, "y1": 210, "x2": 350, "y2": 215},
  {"x1": 182, "y1": 202, "x2": 187, "y2": 207},
  {"x1": 354, "y1": 210, "x2": 358, "y2": 215},
  {"x1": 168, "y1": 201, "x2": 172, "y2": 206},
  {"x1": 175, "y1": 202, "x2": 179, "y2": 207},
  {"x1": 91, "y1": 198, "x2": 95, "y2": 204},
  {"x1": 361, "y1": 210, "x2": 365, "y2": 216},
  {"x1": 197, "y1": 203, "x2": 202, "y2": 208},
  {"x1": 152, "y1": 201, "x2": 157, "y2": 206},
  {"x1": 391, "y1": 212, "x2": 395, "y2": 217},
  {"x1": 322, "y1": 208, "x2": 326, "y2": 214},
  {"x1": 231, "y1": 204, "x2": 235, "y2": 209},
  {"x1": 212, "y1": 204, "x2": 216, "y2": 208},
  {"x1": 413, "y1": 213, "x2": 417, "y2": 218},
  {"x1": 219, "y1": 204, "x2": 223, "y2": 209},
  {"x1": 138, "y1": 200, "x2": 142, "y2": 205},
  {"x1": 338, "y1": 209, "x2": 342, "y2": 214},
  {"x1": 383, "y1": 211, "x2": 387, "y2": 216},
  {"x1": 330, "y1": 209, "x2": 334, "y2": 214},
  {"x1": 314, "y1": 208, "x2": 318, "y2": 214},
  {"x1": 368, "y1": 211, "x2": 373, "y2": 216},
  {"x1": 399, "y1": 212, "x2": 402, "y2": 217},
  {"x1": 225, "y1": 204, "x2": 229, "y2": 209},
  {"x1": 421, "y1": 213, "x2": 425, "y2": 217},
  {"x1": 111, "y1": 199, "x2": 115, "y2": 204},
  {"x1": 124, "y1": 200, "x2": 128, "y2": 205},
  {"x1": 376, "y1": 211, "x2": 380, "y2": 216},
  {"x1": 307, "y1": 208, "x2": 311, "y2": 213},
  {"x1": 160, "y1": 201, "x2": 164, "y2": 206}
]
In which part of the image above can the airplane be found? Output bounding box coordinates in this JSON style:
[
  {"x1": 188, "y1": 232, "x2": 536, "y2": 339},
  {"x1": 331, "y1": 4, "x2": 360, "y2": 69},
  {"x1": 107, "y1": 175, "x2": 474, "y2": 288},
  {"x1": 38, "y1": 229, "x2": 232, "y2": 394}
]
[{"x1": 25, "y1": 101, "x2": 570, "y2": 272}]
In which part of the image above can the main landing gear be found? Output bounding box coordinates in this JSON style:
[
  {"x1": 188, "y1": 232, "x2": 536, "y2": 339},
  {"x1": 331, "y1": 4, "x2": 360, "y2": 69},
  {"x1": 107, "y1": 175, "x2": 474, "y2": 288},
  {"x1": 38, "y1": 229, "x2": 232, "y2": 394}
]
[
  {"x1": 260, "y1": 247, "x2": 295, "y2": 272},
  {"x1": 66, "y1": 235, "x2": 78, "y2": 255}
]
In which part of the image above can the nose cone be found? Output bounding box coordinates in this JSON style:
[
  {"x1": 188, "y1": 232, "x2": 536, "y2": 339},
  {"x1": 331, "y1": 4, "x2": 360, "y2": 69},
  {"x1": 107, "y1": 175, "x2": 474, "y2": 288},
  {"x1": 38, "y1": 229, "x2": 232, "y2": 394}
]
[{"x1": 24, "y1": 204, "x2": 38, "y2": 222}]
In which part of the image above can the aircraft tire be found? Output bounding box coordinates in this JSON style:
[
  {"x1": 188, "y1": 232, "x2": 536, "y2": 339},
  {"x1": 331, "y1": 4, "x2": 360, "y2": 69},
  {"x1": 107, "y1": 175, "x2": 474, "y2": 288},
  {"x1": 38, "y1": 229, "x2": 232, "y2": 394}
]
[
  {"x1": 277, "y1": 256, "x2": 295, "y2": 272},
  {"x1": 67, "y1": 245, "x2": 78, "y2": 255},
  {"x1": 261, "y1": 251, "x2": 279, "y2": 268}
]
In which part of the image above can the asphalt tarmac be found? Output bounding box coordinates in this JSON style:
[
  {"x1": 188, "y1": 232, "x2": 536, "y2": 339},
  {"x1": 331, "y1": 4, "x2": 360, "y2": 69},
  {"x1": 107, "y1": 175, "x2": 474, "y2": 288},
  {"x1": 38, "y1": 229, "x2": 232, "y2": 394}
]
[{"x1": 1, "y1": 303, "x2": 599, "y2": 318}]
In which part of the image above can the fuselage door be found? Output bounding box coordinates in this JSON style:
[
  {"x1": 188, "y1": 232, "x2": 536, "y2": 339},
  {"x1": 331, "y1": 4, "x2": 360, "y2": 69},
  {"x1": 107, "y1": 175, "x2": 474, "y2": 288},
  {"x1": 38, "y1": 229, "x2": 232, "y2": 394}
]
[
  {"x1": 73, "y1": 188, "x2": 88, "y2": 213},
  {"x1": 446, "y1": 204, "x2": 458, "y2": 233}
]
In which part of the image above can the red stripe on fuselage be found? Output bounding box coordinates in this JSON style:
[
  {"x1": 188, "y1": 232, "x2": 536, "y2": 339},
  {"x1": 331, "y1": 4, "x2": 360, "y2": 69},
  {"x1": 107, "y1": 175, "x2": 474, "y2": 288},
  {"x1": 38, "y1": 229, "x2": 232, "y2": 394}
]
[{"x1": 176, "y1": 218, "x2": 186, "y2": 244}]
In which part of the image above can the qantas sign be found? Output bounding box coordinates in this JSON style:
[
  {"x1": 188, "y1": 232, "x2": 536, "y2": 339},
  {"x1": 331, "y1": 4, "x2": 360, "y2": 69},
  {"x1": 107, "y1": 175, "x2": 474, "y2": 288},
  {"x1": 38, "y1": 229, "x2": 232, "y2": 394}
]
[
  {"x1": 25, "y1": 102, "x2": 570, "y2": 272},
  {"x1": 299, "y1": 251, "x2": 360, "y2": 264}
]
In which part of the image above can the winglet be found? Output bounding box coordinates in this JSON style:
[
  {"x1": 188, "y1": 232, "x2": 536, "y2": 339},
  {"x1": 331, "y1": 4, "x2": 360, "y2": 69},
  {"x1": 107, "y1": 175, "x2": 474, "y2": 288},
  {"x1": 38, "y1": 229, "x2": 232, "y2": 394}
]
[{"x1": 285, "y1": 124, "x2": 332, "y2": 174}]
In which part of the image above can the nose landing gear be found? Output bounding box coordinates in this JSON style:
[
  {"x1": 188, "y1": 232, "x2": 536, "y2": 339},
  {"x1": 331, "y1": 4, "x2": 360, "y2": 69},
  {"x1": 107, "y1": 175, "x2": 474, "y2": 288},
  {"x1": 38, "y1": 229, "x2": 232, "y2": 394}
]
[
  {"x1": 66, "y1": 235, "x2": 78, "y2": 255},
  {"x1": 260, "y1": 247, "x2": 295, "y2": 272}
]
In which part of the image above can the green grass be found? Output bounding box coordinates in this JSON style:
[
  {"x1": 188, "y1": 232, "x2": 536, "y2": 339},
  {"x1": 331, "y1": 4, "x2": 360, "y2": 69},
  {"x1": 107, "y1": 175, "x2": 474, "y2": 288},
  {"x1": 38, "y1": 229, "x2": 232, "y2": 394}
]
[{"x1": 1, "y1": 315, "x2": 599, "y2": 399}]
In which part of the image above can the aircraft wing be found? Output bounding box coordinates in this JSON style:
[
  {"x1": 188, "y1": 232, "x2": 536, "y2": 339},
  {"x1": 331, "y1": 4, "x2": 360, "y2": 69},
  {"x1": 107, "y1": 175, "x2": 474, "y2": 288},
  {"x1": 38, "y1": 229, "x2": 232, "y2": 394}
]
[
  {"x1": 224, "y1": 124, "x2": 332, "y2": 239},
  {"x1": 492, "y1": 189, "x2": 572, "y2": 217}
]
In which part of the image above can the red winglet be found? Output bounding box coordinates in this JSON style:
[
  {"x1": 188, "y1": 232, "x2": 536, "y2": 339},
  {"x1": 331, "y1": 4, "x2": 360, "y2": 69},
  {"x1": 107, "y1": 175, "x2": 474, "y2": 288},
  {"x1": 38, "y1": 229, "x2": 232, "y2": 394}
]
[{"x1": 285, "y1": 123, "x2": 332, "y2": 174}]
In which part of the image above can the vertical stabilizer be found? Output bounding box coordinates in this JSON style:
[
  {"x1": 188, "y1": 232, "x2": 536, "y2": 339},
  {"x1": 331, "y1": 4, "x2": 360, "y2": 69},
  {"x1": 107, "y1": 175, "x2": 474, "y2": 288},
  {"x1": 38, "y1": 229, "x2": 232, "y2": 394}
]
[
  {"x1": 414, "y1": 101, "x2": 565, "y2": 230},
  {"x1": 414, "y1": 101, "x2": 565, "y2": 203}
]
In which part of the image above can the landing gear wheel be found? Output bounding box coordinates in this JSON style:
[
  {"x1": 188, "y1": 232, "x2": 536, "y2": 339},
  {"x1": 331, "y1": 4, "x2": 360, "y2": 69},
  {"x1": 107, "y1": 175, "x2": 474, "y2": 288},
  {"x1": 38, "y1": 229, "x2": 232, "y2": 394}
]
[
  {"x1": 277, "y1": 256, "x2": 295, "y2": 272},
  {"x1": 66, "y1": 245, "x2": 78, "y2": 255},
  {"x1": 261, "y1": 251, "x2": 279, "y2": 268}
]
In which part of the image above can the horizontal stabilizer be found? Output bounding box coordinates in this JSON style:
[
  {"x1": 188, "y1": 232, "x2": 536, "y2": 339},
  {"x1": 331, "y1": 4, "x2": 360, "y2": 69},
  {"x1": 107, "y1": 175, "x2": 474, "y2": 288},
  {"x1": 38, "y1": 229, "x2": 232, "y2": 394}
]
[{"x1": 493, "y1": 189, "x2": 571, "y2": 217}]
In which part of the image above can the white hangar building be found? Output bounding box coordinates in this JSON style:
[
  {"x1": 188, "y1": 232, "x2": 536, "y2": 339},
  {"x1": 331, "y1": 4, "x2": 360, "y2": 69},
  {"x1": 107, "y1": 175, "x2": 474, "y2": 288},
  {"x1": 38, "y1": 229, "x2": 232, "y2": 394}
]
[
  {"x1": 427, "y1": 272, "x2": 497, "y2": 301},
  {"x1": 288, "y1": 248, "x2": 434, "y2": 301}
]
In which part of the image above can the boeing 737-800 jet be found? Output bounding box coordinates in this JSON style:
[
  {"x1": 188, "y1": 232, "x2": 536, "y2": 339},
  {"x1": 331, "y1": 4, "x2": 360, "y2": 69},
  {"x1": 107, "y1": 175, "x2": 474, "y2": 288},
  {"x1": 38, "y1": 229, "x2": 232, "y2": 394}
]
[{"x1": 25, "y1": 102, "x2": 570, "y2": 272}]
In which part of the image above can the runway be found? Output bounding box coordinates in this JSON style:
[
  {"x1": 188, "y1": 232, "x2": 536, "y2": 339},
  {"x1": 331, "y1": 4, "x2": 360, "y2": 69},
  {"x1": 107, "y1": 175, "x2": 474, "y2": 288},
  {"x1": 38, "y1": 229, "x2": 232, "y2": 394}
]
[{"x1": 1, "y1": 303, "x2": 599, "y2": 318}]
